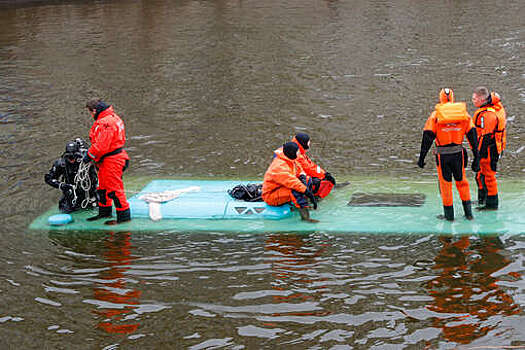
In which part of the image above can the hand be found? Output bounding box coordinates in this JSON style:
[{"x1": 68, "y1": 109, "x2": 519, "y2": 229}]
[
  {"x1": 471, "y1": 157, "x2": 480, "y2": 172},
  {"x1": 417, "y1": 157, "x2": 425, "y2": 169},
  {"x1": 298, "y1": 174, "x2": 307, "y2": 184},
  {"x1": 60, "y1": 183, "x2": 74, "y2": 195},
  {"x1": 324, "y1": 172, "x2": 336, "y2": 185},
  {"x1": 304, "y1": 189, "x2": 318, "y2": 210},
  {"x1": 82, "y1": 152, "x2": 92, "y2": 163}
]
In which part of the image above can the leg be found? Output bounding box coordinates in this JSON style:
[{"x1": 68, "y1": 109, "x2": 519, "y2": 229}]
[
  {"x1": 87, "y1": 164, "x2": 113, "y2": 221},
  {"x1": 478, "y1": 155, "x2": 498, "y2": 210},
  {"x1": 103, "y1": 157, "x2": 131, "y2": 225},
  {"x1": 262, "y1": 187, "x2": 317, "y2": 222},
  {"x1": 476, "y1": 172, "x2": 487, "y2": 206},
  {"x1": 452, "y1": 151, "x2": 473, "y2": 220},
  {"x1": 436, "y1": 154, "x2": 454, "y2": 221},
  {"x1": 291, "y1": 188, "x2": 319, "y2": 223},
  {"x1": 59, "y1": 194, "x2": 75, "y2": 213},
  {"x1": 263, "y1": 187, "x2": 296, "y2": 207}
]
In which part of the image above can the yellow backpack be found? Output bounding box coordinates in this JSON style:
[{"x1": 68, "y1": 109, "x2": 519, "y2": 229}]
[{"x1": 435, "y1": 102, "x2": 470, "y2": 124}]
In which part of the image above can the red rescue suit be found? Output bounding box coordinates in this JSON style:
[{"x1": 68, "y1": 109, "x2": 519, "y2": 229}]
[
  {"x1": 291, "y1": 136, "x2": 334, "y2": 198},
  {"x1": 262, "y1": 148, "x2": 307, "y2": 208},
  {"x1": 88, "y1": 106, "x2": 130, "y2": 212}
]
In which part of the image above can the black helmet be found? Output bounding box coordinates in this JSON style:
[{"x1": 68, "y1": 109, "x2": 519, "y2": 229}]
[
  {"x1": 63, "y1": 140, "x2": 82, "y2": 162},
  {"x1": 73, "y1": 138, "x2": 89, "y2": 152}
]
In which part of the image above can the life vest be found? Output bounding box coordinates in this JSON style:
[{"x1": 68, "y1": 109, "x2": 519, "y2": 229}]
[
  {"x1": 425, "y1": 102, "x2": 473, "y2": 147},
  {"x1": 473, "y1": 92, "x2": 506, "y2": 154},
  {"x1": 491, "y1": 92, "x2": 507, "y2": 153},
  {"x1": 435, "y1": 102, "x2": 469, "y2": 124}
]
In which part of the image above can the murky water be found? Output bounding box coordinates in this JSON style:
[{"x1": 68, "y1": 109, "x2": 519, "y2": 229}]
[{"x1": 1, "y1": 0, "x2": 524, "y2": 348}]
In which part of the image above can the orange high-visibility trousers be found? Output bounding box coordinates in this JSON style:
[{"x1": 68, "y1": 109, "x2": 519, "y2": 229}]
[
  {"x1": 96, "y1": 156, "x2": 130, "y2": 212},
  {"x1": 436, "y1": 151, "x2": 471, "y2": 206},
  {"x1": 476, "y1": 152, "x2": 498, "y2": 196}
]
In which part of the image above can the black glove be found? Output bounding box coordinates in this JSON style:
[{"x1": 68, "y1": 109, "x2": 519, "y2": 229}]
[
  {"x1": 324, "y1": 172, "x2": 336, "y2": 185},
  {"x1": 304, "y1": 189, "x2": 317, "y2": 210},
  {"x1": 298, "y1": 174, "x2": 307, "y2": 184},
  {"x1": 83, "y1": 152, "x2": 92, "y2": 163},
  {"x1": 471, "y1": 156, "x2": 480, "y2": 173},
  {"x1": 60, "y1": 183, "x2": 74, "y2": 195},
  {"x1": 417, "y1": 157, "x2": 425, "y2": 169}
]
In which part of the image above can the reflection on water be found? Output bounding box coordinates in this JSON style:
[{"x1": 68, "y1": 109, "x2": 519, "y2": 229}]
[
  {"x1": 5, "y1": 232, "x2": 524, "y2": 348},
  {"x1": 92, "y1": 232, "x2": 141, "y2": 335},
  {"x1": 265, "y1": 234, "x2": 329, "y2": 315},
  {"x1": 426, "y1": 235, "x2": 521, "y2": 344}
]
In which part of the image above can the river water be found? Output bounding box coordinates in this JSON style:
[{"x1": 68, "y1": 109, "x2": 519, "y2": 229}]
[{"x1": 1, "y1": 0, "x2": 524, "y2": 348}]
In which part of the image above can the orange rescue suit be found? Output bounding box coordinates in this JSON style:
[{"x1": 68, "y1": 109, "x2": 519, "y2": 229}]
[
  {"x1": 292, "y1": 136, "x2": 326, "y2": 178},
  {"x1": 291, "y1": 136, "x2": 334, "y2": 198},
  {"x1": 422, "y1": 102, "x2": 477, "y2": 207},
  {"x1": 262, "y1": 148, "x2": 307, "y2": 207},
  {"x1": 473, "y1": 93, "x2": 506, "y2": 199}
]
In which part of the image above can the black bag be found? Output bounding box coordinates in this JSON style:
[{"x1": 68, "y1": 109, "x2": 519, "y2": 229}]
[{"x1": 228, "y1": 183, "x2": 263, "y2": 202}]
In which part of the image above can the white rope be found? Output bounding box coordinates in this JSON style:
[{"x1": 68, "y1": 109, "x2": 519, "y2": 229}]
[{"x1": 73, "y1": 162, "x2": 98, "y2": 209}]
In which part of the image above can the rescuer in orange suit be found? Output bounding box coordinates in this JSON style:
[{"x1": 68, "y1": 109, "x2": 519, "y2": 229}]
[
  {"x1": 262, "y1": 142, "x2": 318, "y2": 222},
  {"x1": 84, "y1": 100, "x2": 131, "y2": 225},
  {"x1": 418, "y1": 88, "x2": 480, "y2": 221},
  {"x1": 472, "y1": 87, "x2": 507, "y2": 210},
  {"x1": 291, "y1": 133, "x2": 335, "y2": 199}
]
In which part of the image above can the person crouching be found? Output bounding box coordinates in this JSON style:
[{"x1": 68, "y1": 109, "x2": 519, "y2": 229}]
[
  {"x1": 292, "y1": 133, "x2": 336, "y2": 199},
  {"x1": 262, "y1": 142, "x2": 318, "y2": 222},
  {"x1": 44, "y1": 139, "x2": 98, "y2": 213}
]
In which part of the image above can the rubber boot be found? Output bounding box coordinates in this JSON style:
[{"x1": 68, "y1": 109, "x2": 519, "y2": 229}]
[
  {"x1": 477, "y1": 194, "x2": 498, "y2": 211},
  {"x1": 437, "y1": 205, "x2": 454, "y2": 221},
  {"x1": 477, "y1": 189, "x2": 487, "y2": 207},
  {"x1": 462, "y1": 200, "x2": 473, "y2": 220},
  {"x1": 87, "y1": 206, "x2": 112, "y2": 221},
  {"x1": 105, "y1": 208, "x2": 131, "y2": 225},
  {"x1": 298, "y1": 207, "x2": 319, "y2": 223}
]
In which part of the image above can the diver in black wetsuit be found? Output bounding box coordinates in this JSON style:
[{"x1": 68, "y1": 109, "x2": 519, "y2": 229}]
[{"x1": 44, "y1": 138, "x2": 98, "y2": 213}]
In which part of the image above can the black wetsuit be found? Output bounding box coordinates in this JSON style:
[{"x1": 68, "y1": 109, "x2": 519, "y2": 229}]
[{"x1": 44, "y1": 158, "x2": 97, "y2": 213}]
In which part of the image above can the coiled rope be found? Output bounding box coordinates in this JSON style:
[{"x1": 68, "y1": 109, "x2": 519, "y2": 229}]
[{"x1": 73, "y1": 162, "x2": 98, "y2": 209}]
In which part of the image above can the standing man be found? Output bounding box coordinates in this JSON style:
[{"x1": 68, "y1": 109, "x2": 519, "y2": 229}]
[
  {"x1": 262, "y1": 142, "x2": 318, "y2": 222},
  {"x1": 418, "y1": 88, "x2": 480, "y2": 221},
  {"x1": 291, "y1": 133, "x2": 336, "y2": 198},
  {"x1": 84, "y1": 99, "x2": 131, "y2": 225},
  {"x1": 472, "y1": 87, "x2": 507, "y2": 210}
]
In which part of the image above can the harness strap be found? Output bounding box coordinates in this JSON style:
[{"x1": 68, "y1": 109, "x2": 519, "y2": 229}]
[
  {"x1": 436, "y1": 145, "x2": 463, "y2": 155},
  {"x1": 99, "y1": 147, "x2": 123, "y2": 162}
]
